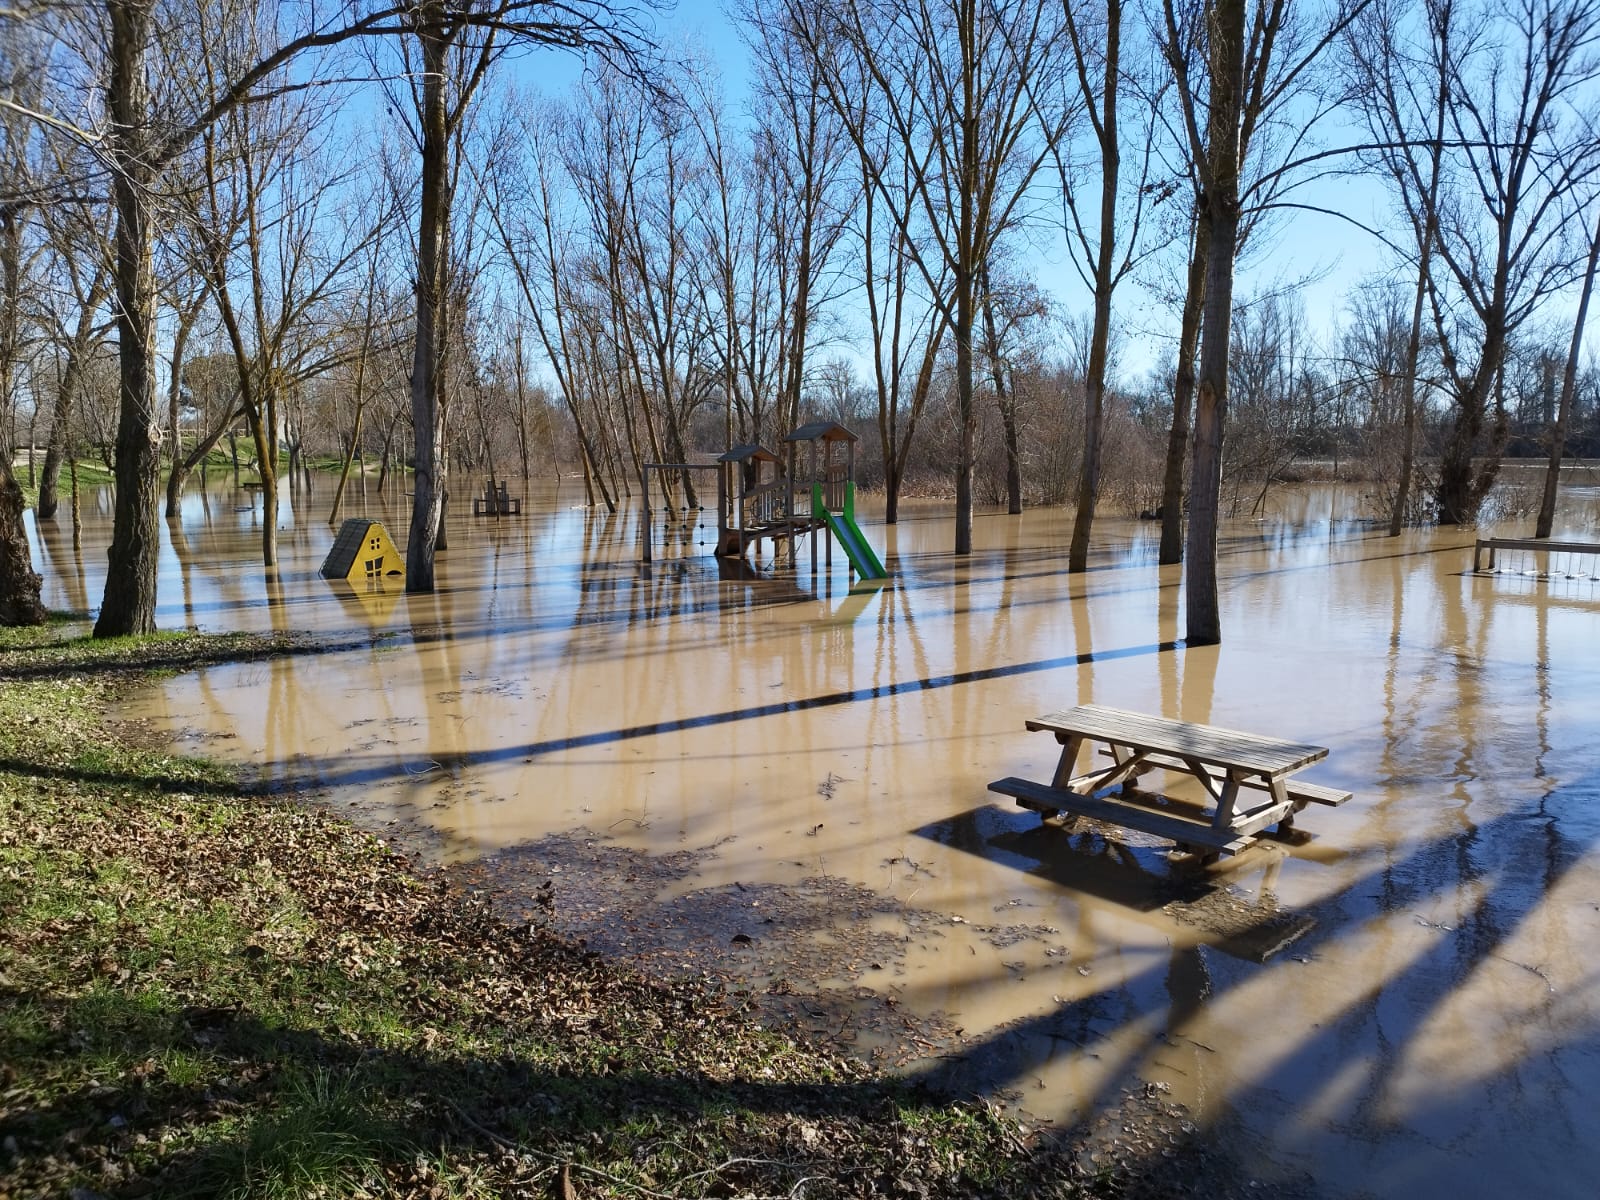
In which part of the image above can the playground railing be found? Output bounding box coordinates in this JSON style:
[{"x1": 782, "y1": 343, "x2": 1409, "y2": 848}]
[
  {"x1": 822, "y1": 465, "x2": 848, "y2": 512},
  {"x1": 742, "y1": 478, "x2": 787, "y2": 527}
]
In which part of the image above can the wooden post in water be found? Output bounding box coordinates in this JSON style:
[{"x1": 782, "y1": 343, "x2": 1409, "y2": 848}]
[{"x1": 642, "y1": 467, "x2": 652, "y2": 563}]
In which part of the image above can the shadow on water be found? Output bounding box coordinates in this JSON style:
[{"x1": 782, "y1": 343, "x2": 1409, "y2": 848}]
[
  {"x1": 903, "y1": 782, "x2": 1600, "y2": 1196},
  {"x1": 253, "y1": 640, "x2": 1183, "y2": 794}
]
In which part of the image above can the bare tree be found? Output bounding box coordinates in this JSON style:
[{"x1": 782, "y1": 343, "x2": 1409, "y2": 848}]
[
  {"x1": 742, "y1": 1, "x2": 854, "y2": 438},
  {"x1": 0, "y1": 14, "x2": 48, "y2": 624},
  {"x1": 0, "y1": 0, "x2": 646, "y2": 632},
  {"x1": 790, "y1": 0, "x2": 1065, "y2": 554},
  {"x1": 483, "y1": 92, "x2": 619, "y2": 511},
  {"x1": 1057, "y1": 0, "x2": 1163, "y2": 572},
  {"x1": 388, "y1": 4, "x2": 644, "y2": 593},
  {"x1": 1159, "y1": 0, "x2": 1371, "y2": 644},
  {"x1": 1353, "y1": 0, "x2": 1600, "y2": 525},
  {"x1": 1535, "y1": 204, "x2": 1600, "y2": 537},
  {"x1": 1156, "y1": 212, "x2": 1206, "y2": 562}
]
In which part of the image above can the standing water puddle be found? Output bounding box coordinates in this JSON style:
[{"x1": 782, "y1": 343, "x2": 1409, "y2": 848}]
[{"x1": 31, "y1": 474, "x2": 1600, "y2": 1198}]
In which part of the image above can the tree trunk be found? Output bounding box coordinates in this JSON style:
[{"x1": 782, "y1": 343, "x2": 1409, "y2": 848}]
[
  {"x1": 1389, "y1": 260, "x2": 1430, "y2": 535},
  {"x1": 1159, "y1": 217, "x2": 1207, "y2": 565},
  {"x1": 38, "y1": 326, "x2": 90, "y2": 520},
  {"x1": 1068, "y1": 1, "x2": 1121, "y2": 574},
  {"x1": 0, "y1": 464, "x2": 46, "y2": 626},
  {"x1": 1390, "y1": 27, "x2": 1449, "y2": 537},
  {"x1": 1183, "y1": 0, "x2": 1246, "y2": 648},
  {"x1": 250, "y1": 414, "x2": 278, "y2": 567},
  {"x1": 953, "y1": 36, "x2": 976, "y2": 558},
  {"x1": 954, "y1": 275, "x2": 975, "y2": 555},
  {"x1": 1435, "y1": 364, "x2": 1501, "y2": 525},
  {"x1": 1535, "y1": 208, "x2": 1600, "y2": 539},
  {"x1": 329, "y1": 405, "x2": 364, "y2": 522},
  {"x1": 95, "y1": 0, "x2": 163, "y2": 638},
  {"x1": 405, "y1": 23, "x2": 451, "y2": 593},
  {"x1": 979, "y1": 264, "x2": 1022, "y2": 515},
  {"x1": 161, "y1": 304, "x2": 197, "y2": 518}
]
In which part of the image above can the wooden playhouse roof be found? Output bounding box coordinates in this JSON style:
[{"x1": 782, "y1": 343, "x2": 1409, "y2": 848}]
[
  {"x1": 783, "y1": 421, "x2": 858, "y2": 444},
  {"x1": 718, "y1": 442, "x2": 781, "y2": 463}
]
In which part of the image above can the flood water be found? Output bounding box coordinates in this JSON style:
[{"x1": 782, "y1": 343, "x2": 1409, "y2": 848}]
[{"x1": 26, "y1": 466, "x2": 1600, "y2": 1199}]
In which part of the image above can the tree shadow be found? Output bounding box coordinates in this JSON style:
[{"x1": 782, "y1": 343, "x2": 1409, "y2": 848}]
[{"x1": 903, "y1": 784, "x2": 1600, "y2": 1194}]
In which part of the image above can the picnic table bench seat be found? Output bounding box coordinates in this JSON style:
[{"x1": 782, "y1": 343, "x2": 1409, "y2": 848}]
[
  {"x1": 989, "y1": 776, "x2": 1254, "y2": 855},
  {"x1": 1093, "y1": 747, "x2": 1352, "y2": 807}
]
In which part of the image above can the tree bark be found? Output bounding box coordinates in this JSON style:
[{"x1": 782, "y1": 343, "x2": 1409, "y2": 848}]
[
  {"x1": 980, "y1": 268, "x2": 1021, "y2": 515},
  {"x1": 1067, "y1": 0, "x2": 1122, "y2": 574},
  {"x1": 95, "y1": 0, "x2": 163, "y2": 638},
  {"x1": 1159, "y1": 216, "x2": 1207, "y2": 564},
  {"x1": 406, "y1": 21, "x2": 451, "y2": 592},
  {"x1": 1535, "y1": 207, "x2": 1600, "y2": 538},
  {"x1": 0, "y1": 463, "x2": 45, "y2": 626},
  {"x1": 952, "y1": 5, "x2": 977, "y2": 558},
  {"x1": 1183, "y1": 0, "x2": 1246, "y2": 648}
]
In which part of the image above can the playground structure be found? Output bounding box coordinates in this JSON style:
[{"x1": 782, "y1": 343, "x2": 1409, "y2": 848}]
[{"x1": 640, "y1": 421, "x2": 887, "y2": 581}]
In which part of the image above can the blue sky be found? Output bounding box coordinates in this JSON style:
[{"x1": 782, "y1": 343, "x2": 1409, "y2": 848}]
[{"x1": 498, "y1": 1, "x2": 1590, "y2": 389}]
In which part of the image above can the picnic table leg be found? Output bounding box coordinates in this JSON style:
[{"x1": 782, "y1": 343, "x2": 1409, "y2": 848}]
[
  {"x1": 1212, "y1": 770, "x2": 1245, "y2": 830},
  {"x1": 1049, "y1": 734, "x2": 1084, "y2": 788},
  {"x1": 1267, "y1": 776, "x2": 1302, "y2": 833},
  {"x1": 1044, "y1": 734, "x2": 1084, "y2": 826}
]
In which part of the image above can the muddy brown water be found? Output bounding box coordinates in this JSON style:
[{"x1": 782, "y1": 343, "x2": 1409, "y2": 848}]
[{"x1": 26, "y1": 468, "x2": 1600, "y2": 1198}]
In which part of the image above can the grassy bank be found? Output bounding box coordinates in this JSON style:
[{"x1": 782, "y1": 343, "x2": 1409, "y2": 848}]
[
  {"x1": 0, "y1": 622, "x2": 1244, "y2": 1199},
  {"x1": 13, "y1": 460, "x2": 116, "y2": 511}
]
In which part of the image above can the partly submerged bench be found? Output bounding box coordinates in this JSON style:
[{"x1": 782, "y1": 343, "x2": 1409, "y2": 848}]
[
  {"x1": 1473, "y1": 536, "x2": 1600, "y2": 573},
  {"x1": 473, "y1": 480, "x2": 522, "y2": 516},
  {"x1": 989, "y1": 705, "x2": 1350, "y2": 859}
]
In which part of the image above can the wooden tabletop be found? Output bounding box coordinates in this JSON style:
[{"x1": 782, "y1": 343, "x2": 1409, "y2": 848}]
[{"x1": 1025, "y1": 704, "x2": 1328, "y2": 777}]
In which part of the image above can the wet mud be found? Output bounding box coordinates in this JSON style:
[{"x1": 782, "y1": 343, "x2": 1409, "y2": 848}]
[{"x1": 27, "y1": 463, "x2": 1600, "y2": 1198}]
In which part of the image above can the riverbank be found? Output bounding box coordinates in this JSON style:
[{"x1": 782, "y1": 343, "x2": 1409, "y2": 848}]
[{"x1": 0, "y1": 621, "x2": 1247, "y2": 1199}]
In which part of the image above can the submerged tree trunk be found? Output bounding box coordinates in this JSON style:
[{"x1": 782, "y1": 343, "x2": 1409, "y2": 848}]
[
  {"x1": 405, "y1": 23, "x2": 451, "y2": 592},
  {"x1": 1388, "y1": 27, "x2": 1448, "y2": 537},
  {"x1": 1067, "y1": 0, "x2": 1123, "y2": 575},
  {"x1": 1159, "y1": 217, "x2": 1207, "y2": 565},
  {"x1": 1535, "y1": 208, "x2": 1600, "y2": 539},
  {"x1": 953, "y1": 272, "x2": 976, "y2": 555},
  {"x1": 980, "y1": 265, "x2": 1022, "y2": 515},
  {"x1": 95, "y1": 0, "x2": 163, "y2": 638},
  {"x1": 250, "y1": 413, "x2": 278, "y2": 567},
  {"x1": 1182, "y1": 0, "x2": 1246, "y2": 648},
  {"x1": 0, "y1": 464, "x2": 46, "y2": 626},
  {"x1": 161, "y1": 300, "x2": 201, "y2": 518},
  {"x1": 1435, "y1": 356, "x2": 1507, "y2": 525},
  {"x1": 1389, "y1": 260, "x2": 1429, "y2": 535},
  {"x1": 39, "y1": 279, "x2": 109, "y2": 520}
]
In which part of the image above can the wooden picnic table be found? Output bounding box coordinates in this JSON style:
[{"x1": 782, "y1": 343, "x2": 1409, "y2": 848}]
[{"x1": 989, "y1": 704, "x2": 1350, "y2": 858}]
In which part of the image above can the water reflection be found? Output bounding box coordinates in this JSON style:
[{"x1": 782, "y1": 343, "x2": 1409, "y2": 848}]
[{"x1": 29, "y1": 474, "x2": 1600, "y2": 1199}]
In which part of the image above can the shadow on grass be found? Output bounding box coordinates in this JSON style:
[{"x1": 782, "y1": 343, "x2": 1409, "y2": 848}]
[
  {"x1": 0, "y1": 987, "x2": 1067, "y2": 1199},
  {"x1": 0, "y1": 755, "x2": 249, "y2": 798}
]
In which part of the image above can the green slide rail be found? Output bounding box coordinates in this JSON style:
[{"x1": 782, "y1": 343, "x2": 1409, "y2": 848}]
[{"x1": 812, "y1": 482, "x2": 887, "y2": 580}]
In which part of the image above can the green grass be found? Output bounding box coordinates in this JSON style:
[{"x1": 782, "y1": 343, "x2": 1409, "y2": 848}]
[
  {"x1": 177, "y1": 1067, "x2": 405, "y2": 1200},
  {"x1": 13, "y1": 458, "x2": 114, "y2": 508}
]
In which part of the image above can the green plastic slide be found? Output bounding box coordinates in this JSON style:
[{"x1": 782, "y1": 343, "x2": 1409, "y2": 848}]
[{"x1": 812, "y1": 483, "x2": 887, "y2": 580}]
